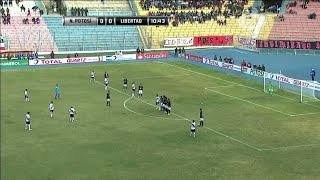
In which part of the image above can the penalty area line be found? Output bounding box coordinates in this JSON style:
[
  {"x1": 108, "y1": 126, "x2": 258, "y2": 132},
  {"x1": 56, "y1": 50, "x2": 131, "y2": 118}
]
[
  {"x1": 131, "y1": 74, "x2": 190, "y2": 80},
  {"x1": 205, "y1": 85, "x2": 237, "y2": 89},
  {"x1": 95, "y1": 81, "x2": 263, "y2": 152},
  {"x1": 205, "y1": 88, "x2": 292, "y2": 117},
  {"x1": 160, "y1": 62, "x2": 320, "y2": 111},
  {"x1": 290, "y1": 112, "x2": 320, "y2": 117},
  {"x1": 260, "y1": 143, "x2": 320, "y2": 151}
]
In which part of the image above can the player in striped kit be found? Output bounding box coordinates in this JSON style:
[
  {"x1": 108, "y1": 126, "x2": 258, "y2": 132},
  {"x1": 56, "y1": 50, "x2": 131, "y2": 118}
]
[
  {"x1": 131, "y1": 82, "x2": 136, "y2": 97},
  {"x1": 49, "y1": 101, "x2": 55, "y2": 118},
  {"x1": 69, "y1": 106, "x2": 76, "y2": 122},
  {"x1": 24, "y1": 89, "x2": 30, "y2": 102},
  {"x1": 190, "y1": 120, "x2": 196, "y2": 137},
  {"x1": 104, "y1": 77, "x2": 109, "y2": 91},
  {"x1": 156, "y1": 94, "x2": 160, "y2": 110},
  {"x1": 25, "y1": 112, "x2": 32, "y2": 130},
  {"x1": 90, "y1": 71, "x2": 96, "y2": 83}
]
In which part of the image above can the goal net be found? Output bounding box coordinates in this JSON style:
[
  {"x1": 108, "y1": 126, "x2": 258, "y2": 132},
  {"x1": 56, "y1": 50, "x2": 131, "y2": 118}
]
[
  {"x1": 263, "y1": 72, "x2": 320, "y2": 103},
  {"x1": 301, "y1": 81, "x2": 320, "y2": 103}
]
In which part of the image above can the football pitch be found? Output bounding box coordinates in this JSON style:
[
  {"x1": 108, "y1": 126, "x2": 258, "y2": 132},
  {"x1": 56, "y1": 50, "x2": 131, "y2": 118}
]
[{"x1": 1, "y1": 61, "x2": 320, "y2": 180}]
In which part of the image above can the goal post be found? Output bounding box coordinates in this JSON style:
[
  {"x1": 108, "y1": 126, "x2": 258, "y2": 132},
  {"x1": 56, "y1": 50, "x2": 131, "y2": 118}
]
[{"x1": 300, "y1": 81, "x2": 320, "y2": 103}]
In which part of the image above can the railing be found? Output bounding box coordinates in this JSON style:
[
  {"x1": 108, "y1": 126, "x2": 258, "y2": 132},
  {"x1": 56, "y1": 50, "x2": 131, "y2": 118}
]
[{"x1": 257, "y1": 49, "x2": 320, "y2": 55}]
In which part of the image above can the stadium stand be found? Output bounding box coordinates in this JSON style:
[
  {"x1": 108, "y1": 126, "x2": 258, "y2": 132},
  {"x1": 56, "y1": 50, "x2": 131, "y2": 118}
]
[
  {"x1": 0, "y1": 0, "x2": 57, "y2": 51},
  {"x1": 136, "y1": 0, "x2": 259, "y2": 48},
  {"x1": 42, "y1": 0, "x2": 142, "y2": 51},
  {"x1": 257, "y1": 14, "x2": 276, "y2": 40},
  {"x1": 1, "y1": 0, "x2": 143, "y2": 52},
  {"x1": 268, "y1": 0, "x2": 320, "y2": 41}
]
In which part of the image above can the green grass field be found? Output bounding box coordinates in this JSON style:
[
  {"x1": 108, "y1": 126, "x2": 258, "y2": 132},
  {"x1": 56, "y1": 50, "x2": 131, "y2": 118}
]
[{"x1": 1, "y1": 61, "x2": 320, "y2": 180}]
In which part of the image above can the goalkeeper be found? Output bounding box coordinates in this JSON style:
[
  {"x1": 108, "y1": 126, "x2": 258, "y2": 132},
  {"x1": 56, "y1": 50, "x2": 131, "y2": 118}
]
[{"x1": 268, "y1": 81, "x2": 274, "y2": 96}]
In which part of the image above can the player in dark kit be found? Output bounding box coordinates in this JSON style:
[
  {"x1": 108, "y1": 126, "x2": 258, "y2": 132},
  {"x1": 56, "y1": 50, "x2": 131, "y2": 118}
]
[
  {"x1": 106, "y1": 91, "x2": 111, "y2": 106},
  {"x1": 104, "y1": 72, "x2": 109, "y2": 79},
  {"x1": 160, "y1": 96, "x2": 163, "y2": 111},
  {"x1": 167, "y1": 98, "x2": 171, "y2": 115},
  {"x1": 163, "y1": 95, "x2": 168, "y2": 113},
  {"x1": 138, "y1": 84, "x2": 143, "y2": 98},
  {"x1": 199, "y1": 108, "x2": 204, "y2": 127},
  {"x1": 123, "y1": 77, "x2": 128, "y2": 90}
]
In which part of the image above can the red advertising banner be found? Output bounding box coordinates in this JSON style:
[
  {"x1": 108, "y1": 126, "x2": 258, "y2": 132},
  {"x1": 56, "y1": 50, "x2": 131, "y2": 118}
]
[
  {"x1": 193, "y1": 35, "x2": 234, "y2": 46},
  {"x1": 136, "y1": 52, "x2": 170, "y2": 60}
]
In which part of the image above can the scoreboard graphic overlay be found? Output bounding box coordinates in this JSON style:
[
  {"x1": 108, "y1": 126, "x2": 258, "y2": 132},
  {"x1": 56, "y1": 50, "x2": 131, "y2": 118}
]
[{"x1": 63, "y1": 16, "x2": 169, "y2": 26}]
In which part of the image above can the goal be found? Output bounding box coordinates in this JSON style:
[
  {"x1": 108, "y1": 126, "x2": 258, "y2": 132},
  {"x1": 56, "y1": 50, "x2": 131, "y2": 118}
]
[
  {"x1": 300, "y1": 81, "x2": 320, "y2": 103},
  {"x1": 263, "y1": 73, "x2": 320, "y2": 103}
]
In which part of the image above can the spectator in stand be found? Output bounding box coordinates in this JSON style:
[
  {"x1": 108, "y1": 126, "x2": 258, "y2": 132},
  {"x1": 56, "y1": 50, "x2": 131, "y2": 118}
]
[
  {"x1": 241, "y1": 60, "x2": 246, "y2": 67},
  {"x1": 247, "y1": 62, "x2": 252, "y2": 68},
  {"x1": 0, "y1": 7, "x2": 4, "y2": 16},
  {"x1": 257, "y1": 65, "x2": 261, "y2": 70},
  {"x1": 8, "y1": 0, "x2": 12, "y2": 6},
  {"x1": 84, "y1": 8, "x2": 88, "y2": 16},
  {"x1": 310, "y1": 69, "x2": 316, "y2": 81},
  {"x1": 20, "y1": 4, "x2": 25, "y2": 12},
  {"x1": 27, "y1": 8, "x2": 31, "y2": 16},
  {"x1": 213, "y1": 55, "x2": 217, "y2": 60},
  {"x1": 178, "y1": 47, "x2": 182, "y2": 57},
  {"x1": 81, "y1": 7, "x2": 84, "y2": 16},
  {"x1": 50, "y1": 51, "x2": 54, "y2": 59},
  {"x1": 0, "y1": 0, "x2": 3, "y2": 7}
]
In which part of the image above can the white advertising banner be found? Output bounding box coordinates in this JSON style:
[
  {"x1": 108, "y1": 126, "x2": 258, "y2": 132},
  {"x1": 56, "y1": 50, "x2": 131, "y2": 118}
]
[
  {"x1": 164, "y1": 37, "x2": 194, "y2": 47},
  {"x1": 103, "y1": 54, "x2": 136, "y2": 61},
  {"x1": 268, "y1": 73, "x2": 320, "y2": 91},
  {"x1": 185, "y1": 53, "x2": 320, "y2": 91},
  {"x1": 29, "y1": 57, "x2": 100, "y2": 66},
  {"x1": 202, "y1": 58, "x2": 241, "y2": 72}
]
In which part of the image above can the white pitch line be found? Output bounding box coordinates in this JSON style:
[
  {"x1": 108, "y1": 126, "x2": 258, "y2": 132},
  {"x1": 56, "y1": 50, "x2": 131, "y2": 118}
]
[
  {"x1": 205, "y1": 85, "x2": 236, "y2": 89},
  {"x1": 95, "y1": 81, "x2": 262, "y2": 151},
  {"x1": 131, "y1": 74, "x2": 190, "y2": 80},
  {"x1": 260, "y1": 143, "x2": 320, "y2": 151},
  {"x1": 160, "y1": 62, "x2": 320, "y2": 111},
  {"x1": 290, "y1": 112, "x2": 320, "y2": 117},
  {"x1": 123, "y1": 97, "x2": 186, "y2": 121},
  {"x1": 205, "y1": 88, "x2": 292, "y2": 116},
  {"x1": 171, "y1": 113, "x2": 263, "y2": 152}
]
